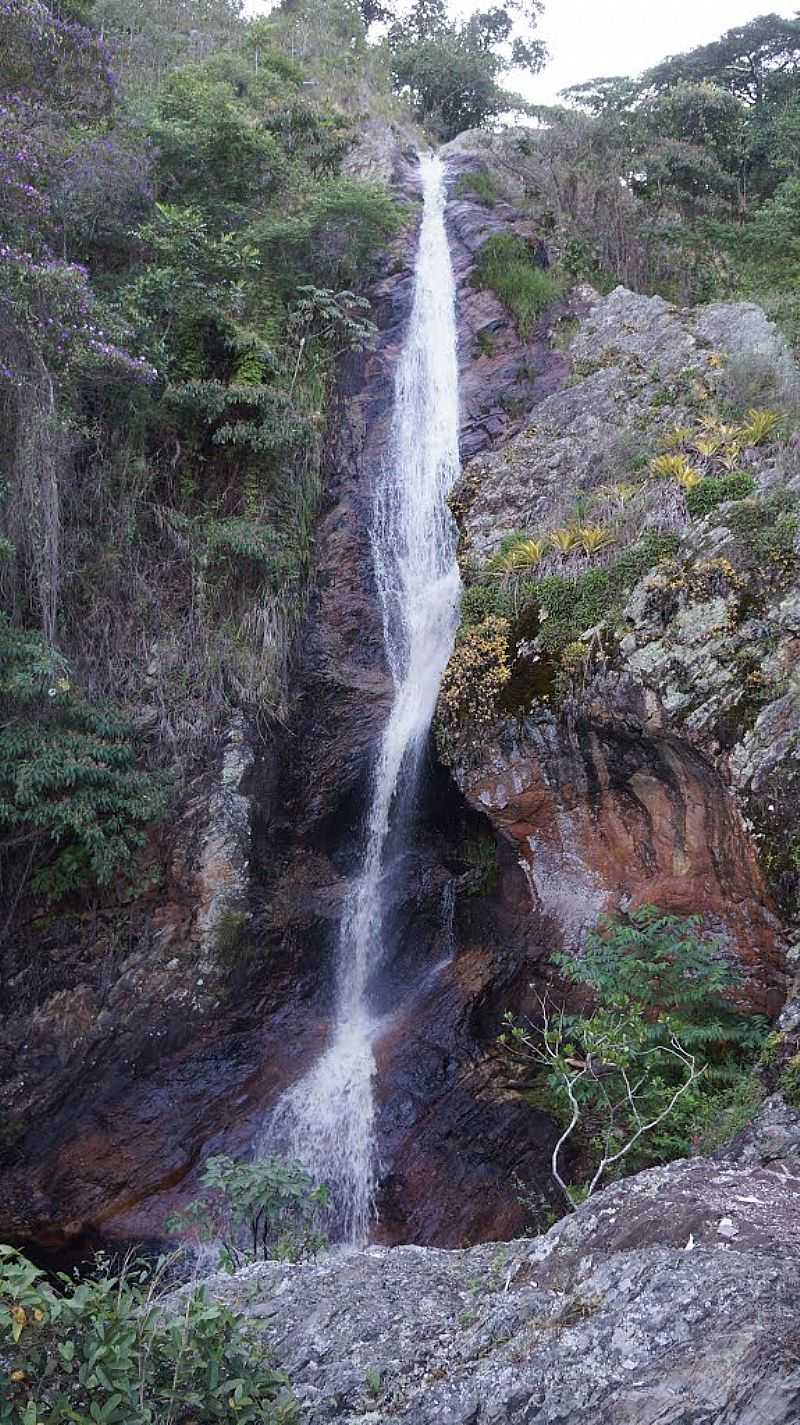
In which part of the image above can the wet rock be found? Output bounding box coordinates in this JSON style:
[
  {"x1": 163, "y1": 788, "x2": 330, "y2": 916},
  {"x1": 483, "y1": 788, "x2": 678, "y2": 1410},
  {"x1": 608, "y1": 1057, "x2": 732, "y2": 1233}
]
[{"x1": 0, "y1": 164, "x2": 571, "y2": 1257}]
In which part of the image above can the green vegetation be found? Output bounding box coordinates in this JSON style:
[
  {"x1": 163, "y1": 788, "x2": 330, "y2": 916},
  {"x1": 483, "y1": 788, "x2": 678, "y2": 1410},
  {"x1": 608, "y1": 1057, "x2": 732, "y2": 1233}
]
[
  {"x1": 460, "y1": 830, "x2": 500, "y2": 896},
  {"x1": 0, "y1": 1244, "x2": 294, "y2": 1424},
  {"x1": 387, "y1": 0, "x2": 546, "y2": 139},
  {"x1": 511, "y1": 531, "x2": 679, "y2": 653},
  {"x1": 455, "y1": 168, "x2": 500, "y2": 207},
  {"x1": 166, "y1": 1155, "x2": 330, "y2": 1269},
  {"x1": 725, "y1": 493, "x2": 799, "y2": 576},
  {"x1": 436, "y1": 615, "x2": 511, "y2": 766},
  {"x1": 0, "y1": 617, "x2": 166, "y2": 900},
  {"x1": 686, "y1": 471, "x2": 756, "y2": 518},
  {"x1": 472, "y1": 234, "x2": 563, "y2": 337},
  {"x1": 441, "y1": 530, "x2": 680, "y2": 758},
  {"x1": 0, "y1": 0, "x2": 404, "y2": 925},
  {"x1": 503, "y1": 908, "x2": 769, "y2": 1204},
  {"x1": 782, "y1": 1054, "x2": 800, "y2": 1109}
]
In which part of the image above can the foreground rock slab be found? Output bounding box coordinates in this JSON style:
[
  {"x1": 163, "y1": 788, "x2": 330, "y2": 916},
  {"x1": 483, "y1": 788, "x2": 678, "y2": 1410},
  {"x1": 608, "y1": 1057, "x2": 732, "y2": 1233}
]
[{"x1": 200, "y1": 1142, "x2": 800, "y2": 1424}]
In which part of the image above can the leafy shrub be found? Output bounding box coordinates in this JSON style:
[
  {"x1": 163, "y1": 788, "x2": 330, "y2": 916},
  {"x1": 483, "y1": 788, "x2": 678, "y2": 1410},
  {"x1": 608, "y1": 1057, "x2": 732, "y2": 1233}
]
[
  {"x1": 725, "y1": 493, "x2": 799, "y2": 574},
  {"x1": 504, "y1": 908, "x2": 770, "y2": 1204},
  {"x1": 166, "y1": 1155, "x2": 330, "y2": 1268},
  {"x1": 472, "y1": 234, "x2": 563, "y2": 337},
  {"x1": 153, "y1": 65, "x2": 287, "y2": 208},
  {"x1": 686, "y1": 470, "x2": 756, "y2": 517},
  {"x1": 460, "y1": 582, "x2": 504, "y2": 627},
  {"x1": 0, "y1": 618, "x2": 166, "y2": 899},
  {"x1": 556, "y1": 907, "x2": 769, "y2": 1166},
  {"x1": 0, "y1": 1244, "x2": 294, "y2": 1425},
  {"x1": 613, "y1": 530, "x2": 681, "y2": 585},
  {"x1": 535, "y1": 568, "x2": 613, "y2": 651},
  {"x1": 252, "y1": 179, "x2": 403, "y2": 292}
]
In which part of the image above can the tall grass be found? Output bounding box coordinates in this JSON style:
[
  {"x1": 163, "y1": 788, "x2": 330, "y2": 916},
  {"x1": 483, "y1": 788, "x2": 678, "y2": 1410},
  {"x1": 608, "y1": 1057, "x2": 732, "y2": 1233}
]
[
  {"x1": 455, "y1": 168, "x2": 499, "y2": 207},
  {"x1": 473, "y1": 233, "x2": 563, "y2": 337}
]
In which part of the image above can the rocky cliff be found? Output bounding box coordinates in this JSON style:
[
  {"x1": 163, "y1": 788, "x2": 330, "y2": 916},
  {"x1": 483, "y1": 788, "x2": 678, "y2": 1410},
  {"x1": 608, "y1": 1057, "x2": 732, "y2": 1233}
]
[
  {"x1": 190, "y1": 1096, "x2": 800, "y2": 1424},
  {"x1": 2, "y1": 128, "x2": 799, "y2": 1264}
]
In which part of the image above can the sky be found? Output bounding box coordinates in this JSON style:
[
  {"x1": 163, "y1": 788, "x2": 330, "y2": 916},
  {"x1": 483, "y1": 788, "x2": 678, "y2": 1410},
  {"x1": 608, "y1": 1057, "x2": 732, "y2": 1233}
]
[
  {"x1": 457, "y1": 0, "x2": 800, "y2": 106},
  {"x1": 248, "y1": 2, "x2": 799, "y2": 106}
]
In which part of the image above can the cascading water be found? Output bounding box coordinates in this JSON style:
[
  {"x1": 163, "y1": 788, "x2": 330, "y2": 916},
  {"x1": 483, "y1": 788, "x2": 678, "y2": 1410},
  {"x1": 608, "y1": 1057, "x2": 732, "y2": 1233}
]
[{"x1": 260, "y1": 152, "x2": 461, "y2": 1245}]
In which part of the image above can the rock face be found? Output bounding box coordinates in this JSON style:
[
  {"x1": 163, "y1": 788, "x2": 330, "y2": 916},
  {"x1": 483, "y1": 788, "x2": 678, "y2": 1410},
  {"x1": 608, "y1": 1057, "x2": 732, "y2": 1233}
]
[
  {"x1": 1, "y1": 140, "x2": 797, "y2": 1262},
  {"x1": 457, "y1": 287, "x2": 794, "y2": 562},
  {"x1": 453, "y1": 685, "x2": 784, "y2": 1012},
  {"x1": 445, "y1": 281, "x2": 796, "y2": 1011},
  {"x1": 196, "y1": 1111, "x2": 800, "y2": 1424},
  {"x1": 0, "y1": 143, "x2": 572, "y2": 1256}
]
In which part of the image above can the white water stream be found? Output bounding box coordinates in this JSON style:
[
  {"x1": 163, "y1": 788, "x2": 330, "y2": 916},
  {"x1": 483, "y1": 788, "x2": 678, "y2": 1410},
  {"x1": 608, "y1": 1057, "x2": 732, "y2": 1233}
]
[{"x1": 261, "y1": 153, "x2": 461, "y2": 1245}]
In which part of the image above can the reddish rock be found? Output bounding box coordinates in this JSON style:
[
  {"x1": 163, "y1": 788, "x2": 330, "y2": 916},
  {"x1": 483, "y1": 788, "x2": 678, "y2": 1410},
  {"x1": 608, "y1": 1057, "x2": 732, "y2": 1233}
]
[{"x1": 453, "y1": 681, "x2": 785, "y2": 1016}]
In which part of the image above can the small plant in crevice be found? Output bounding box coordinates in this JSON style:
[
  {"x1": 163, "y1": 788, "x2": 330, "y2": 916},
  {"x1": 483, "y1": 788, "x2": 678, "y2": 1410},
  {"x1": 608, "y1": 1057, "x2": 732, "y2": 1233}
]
[
  {"x1": 739, "y1": 407, "x2": 782, "y2": 446},
  {"x1": 781, "y1": 1054, "x2": 800, "y2": 1109},
  {"x1": 166, "y1": 1155, "x2": 331, "y2": 1270},
  {"x1": 577, "y1": 524, "x2": 616, "y2": 556},
  {"x1": 460, "y1": 831, "x2": 500, "y2": 896}
]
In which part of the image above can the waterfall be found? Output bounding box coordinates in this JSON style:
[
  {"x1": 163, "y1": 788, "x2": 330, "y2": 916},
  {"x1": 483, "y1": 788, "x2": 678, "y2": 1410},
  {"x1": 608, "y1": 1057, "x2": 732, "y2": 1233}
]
[{"x1": 261, "y1": 153, "x2": 462, "y2": 1245}]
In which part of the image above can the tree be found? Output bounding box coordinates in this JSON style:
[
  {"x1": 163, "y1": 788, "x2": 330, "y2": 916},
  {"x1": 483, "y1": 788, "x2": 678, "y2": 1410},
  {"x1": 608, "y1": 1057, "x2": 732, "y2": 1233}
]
[
  {"x1": 560, "y1": 74, "x2": 643, "y2": 118},
  {"x1": 644, "y1": 14, "x2": 800, "y2": 109},
  {"x1": 167, "y1": 1154, "x2": 331, "y2": 1267},
  {"x1": 358, "y1": 0, "x2": 394, "y2": 23},
  {"x1": 388, "y1": 0, "x2": 546, "y2": 139},
  {"x1": 502, "y1": 908, "x2": 768, "y2": 1208},
  {"x1": 505, "y1": 987, "x2": 703, "y2": 1208}
]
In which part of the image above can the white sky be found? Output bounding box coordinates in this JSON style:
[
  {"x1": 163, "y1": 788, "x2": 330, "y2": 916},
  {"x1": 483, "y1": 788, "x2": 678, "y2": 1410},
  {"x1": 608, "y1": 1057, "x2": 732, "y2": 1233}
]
[
  {"x1": 502, "y1": 0, "x2": 800, "y2": 105},
  {"x1": 248, "y1": 2, "x2": 799, "y2": 106}
]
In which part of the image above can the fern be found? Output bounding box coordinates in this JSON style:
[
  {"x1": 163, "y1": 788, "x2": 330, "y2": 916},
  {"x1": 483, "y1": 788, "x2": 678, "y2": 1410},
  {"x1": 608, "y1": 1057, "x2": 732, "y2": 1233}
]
[{"x1": 0, "y1": 618, "x2": 167, "y2": 899}]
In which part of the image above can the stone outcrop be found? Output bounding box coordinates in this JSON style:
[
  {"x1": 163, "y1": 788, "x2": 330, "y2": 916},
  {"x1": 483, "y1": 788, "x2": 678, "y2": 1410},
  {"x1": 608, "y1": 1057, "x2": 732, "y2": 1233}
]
[
  {"x1": 451, "y1": 686, "x2": 784, "y2": 1012},
  {"x1": 445, "y1": 282, "x2": 797, "y2": 1010},
  {"x1": 193, "y1": 1104, "x2": 800, "y2": 1424}
]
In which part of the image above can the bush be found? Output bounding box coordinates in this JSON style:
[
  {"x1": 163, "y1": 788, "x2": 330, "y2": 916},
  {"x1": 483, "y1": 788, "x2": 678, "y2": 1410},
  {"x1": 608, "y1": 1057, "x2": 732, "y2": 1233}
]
[
  {"x1": 725, "y1": 494, "x2": 798, "y2": 574},
  {"x1": 460, "y1": 582, "x2": 505, "y2": 627},
  {"x1": 504, "y1": 907, "x2": 770, "y2": 1204},
  {"x1": 472, "y1": 234, "x2": 563, "y2": 337},
  {"x1": 555, "y1": 906, "x2": 769, "y2": 1166},
  {"x1": 252, "y1": 178, "x2": 403, "y2": 292},
  {"x1": 166, "y1": 1155, "x2": 330, "y2": 1268},
  {"x1": 612, "y1": 530, "x2": 681, "y2": 584},
  {"x1": 454, "y1": 168, "x2": 499, "y2": 206},
  {"x1": 0, "y1": 1244, "x2": 294, "y2": 1425},
  {"x1": 0, "y1": 618, "x2": 166, "y2": 900},
  {"x1": 686, "y1": 470, "x2": 756, "y2": 518},
  {"x1": 535, "y1": 567, "x2": 612, "y2": 650}
]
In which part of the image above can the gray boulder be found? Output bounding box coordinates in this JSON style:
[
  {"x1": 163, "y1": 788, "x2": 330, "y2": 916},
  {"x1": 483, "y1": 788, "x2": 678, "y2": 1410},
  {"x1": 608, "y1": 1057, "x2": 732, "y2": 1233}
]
[{"x1": 199, "y1": 1141, "x2": 800, "y2": 1423}]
